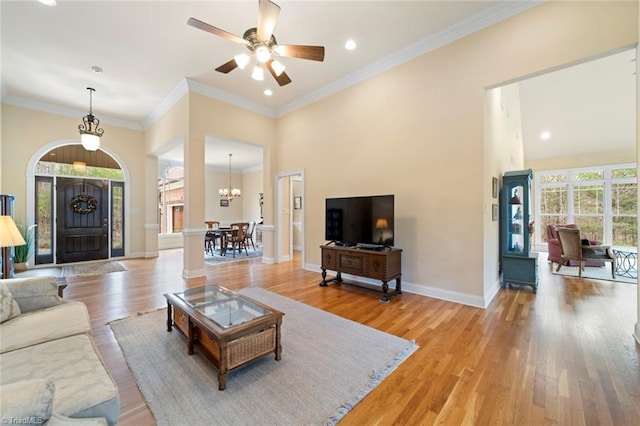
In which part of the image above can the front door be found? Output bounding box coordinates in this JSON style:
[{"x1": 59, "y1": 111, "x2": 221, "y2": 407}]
[{"x1": 56, "y1": 178, "x2": 109, "y2": 264}]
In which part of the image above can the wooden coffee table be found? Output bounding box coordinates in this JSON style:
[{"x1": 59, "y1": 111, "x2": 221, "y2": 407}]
[{"x1": 164, "y1": 284, "x2": 284, "y2": 390}]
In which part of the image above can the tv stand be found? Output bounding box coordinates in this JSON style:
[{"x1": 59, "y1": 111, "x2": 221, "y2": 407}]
[{"x1": 319, "y1": 245, "x2": 402, "y2": 302}]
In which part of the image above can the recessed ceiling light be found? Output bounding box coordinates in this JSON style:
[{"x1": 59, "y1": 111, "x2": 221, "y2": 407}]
[
  {"x1": 345, "y1": 40, "x2": 357, "y2": 50},
  {"x1": 91, "y1": 66, "x2": 103, "y2": 75},
  {"x1": 38, "y1": 0, "x2": 56, "y2": 6},
  {"x1": 264, "y1": 89, "x2": 273, "y2": 96},
  {"x1": 540, "y1": 131, "x2": 551, "y2": 140}
]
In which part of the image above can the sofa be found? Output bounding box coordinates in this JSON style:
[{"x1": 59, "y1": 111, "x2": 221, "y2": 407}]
[
  {"x1": 0, "y1": 276, "x2": 119, "y2": 425},
  {"x1": 546, "y1": 224, "x2": 605, "y2": 267}
]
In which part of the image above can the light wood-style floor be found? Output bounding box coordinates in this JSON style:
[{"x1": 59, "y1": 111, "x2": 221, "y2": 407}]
[{"x1": 56, "y1": 249, "x2": 639, "y2": 425}]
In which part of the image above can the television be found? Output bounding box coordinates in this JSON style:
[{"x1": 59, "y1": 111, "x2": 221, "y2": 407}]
[{"x1": 325, "y1": 195, "x2": 395, "y2": 247}]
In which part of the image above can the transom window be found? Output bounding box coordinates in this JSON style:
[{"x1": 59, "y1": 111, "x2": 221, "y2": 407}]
[{"x1": 535, "y1": 164, "x2": 637, "y2": 249}]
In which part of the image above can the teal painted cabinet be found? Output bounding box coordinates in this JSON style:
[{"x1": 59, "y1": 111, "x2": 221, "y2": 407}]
[{"x1": 500, "y1": 169, "x2": 538, "y2": 293}]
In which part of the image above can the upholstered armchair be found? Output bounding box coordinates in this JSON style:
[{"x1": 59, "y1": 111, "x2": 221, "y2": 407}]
[
  {"x1": 555, "y1": 228, "x2": 615, "y2": 277},
  {"x1": 546, "y1": 224, "x2": 604, "y2": 267}
]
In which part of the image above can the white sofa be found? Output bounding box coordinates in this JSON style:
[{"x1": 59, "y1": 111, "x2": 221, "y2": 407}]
[{"x1": 0, "y1": 276, "x2": 119, "y2": 425}]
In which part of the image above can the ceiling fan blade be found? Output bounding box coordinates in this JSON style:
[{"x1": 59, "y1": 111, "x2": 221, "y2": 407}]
[
  {"x1": 257, "y1": 0, "x2": 281, "y2": 41},
  {"x1": 187, "y1": 17, "x2": 249, "y2": 46},
  {"x1": 275, "y1": 45, "x2": 325, "y2": 62},
  {"x1": 215, "y1": 59, "x2": 238, "y2": 74},
  {"x1": 266, "y1": 60, "x2": 292, "y2": 86}
]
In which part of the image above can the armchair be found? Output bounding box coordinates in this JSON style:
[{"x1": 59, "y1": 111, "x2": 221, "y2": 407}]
[
  {"x1": 546, "y1": 224, "x2": 604, "y2": 267},
  {"x1": 555, "y1": 228, "x2": 616, "y2": 278}
]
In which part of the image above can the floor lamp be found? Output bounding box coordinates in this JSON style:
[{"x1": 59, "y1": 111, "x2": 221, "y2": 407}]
[{"x1": 0, "y1": 216, "x2": 26, "y2": 279}]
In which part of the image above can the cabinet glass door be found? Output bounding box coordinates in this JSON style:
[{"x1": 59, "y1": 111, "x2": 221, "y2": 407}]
[{"x1": 506, "y1": 183, "x2": 525, "y2": 254}]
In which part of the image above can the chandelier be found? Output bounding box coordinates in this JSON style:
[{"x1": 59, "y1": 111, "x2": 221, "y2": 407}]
[
  {"x1": 219, "y1": 153, "x2": 241, "y2": 201},
  {"x1": 78, "y1": 87, "x2": 104, "y2": 151}
]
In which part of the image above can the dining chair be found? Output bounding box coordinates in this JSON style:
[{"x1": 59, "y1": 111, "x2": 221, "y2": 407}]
[
  {"x1": 243, "y1": 221, "x2": 256, "y2": 251},
  {"x1": 556, "y1": 228, "x2": 616, "y2": 278},
  {"x1": 225, "y1": 223, "x2": 248, "y2": 257},
  {"x1": 204, "y1": 221, "x2": 220, "y2": 251}
]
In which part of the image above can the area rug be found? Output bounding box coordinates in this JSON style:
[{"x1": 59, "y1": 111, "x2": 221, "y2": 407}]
[
  {"x1": 62, "y1": 261, "x2": 126, "y2": 277},
  {"x1": 204, "y1": 249, "x2": 262, "y2": 265},
  {"x1": 553, "y1": 265, "x2": 636, "y2": 284},
  {"x1": 110, "y1": 287, "x2": 418, "y2": 426}
]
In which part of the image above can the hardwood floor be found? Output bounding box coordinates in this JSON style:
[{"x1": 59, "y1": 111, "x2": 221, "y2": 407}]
[{"x1": 58, "y1": 250, "x2": 640, "y2": 425}]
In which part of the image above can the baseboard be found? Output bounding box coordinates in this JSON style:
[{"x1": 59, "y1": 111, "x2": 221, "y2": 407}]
[
  {"x1": 303, "y1": 263, "x2": 486, "y2": 308},
  {"x1": 262, "y1": 256, "x2": 276, "y2": 264},
  {"x1": 182, "y1": 268, "x2": 206, "y2": 279},
  {"x1": 483, "y1": 278, "x2": 503, "y2": 308}
]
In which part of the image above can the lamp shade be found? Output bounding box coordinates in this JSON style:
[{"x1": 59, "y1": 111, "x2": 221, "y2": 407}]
[
  {"x1": 0, "y1": 216, "x2": 26, "y2": 248},
  {"x1": 81, "y1": 133, "x2": 100, "y2": 151},
  {"x1": 375, "y1": 218, "x2": 389, "y2": 229}
]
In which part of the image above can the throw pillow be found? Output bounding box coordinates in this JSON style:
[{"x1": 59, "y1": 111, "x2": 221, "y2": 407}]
[
  {"x1": 0, "y1": 281, "x2": 21, "y2": 323},
  {"x1": 0, "y1": 378, "x2": 55, "y2": 424}
]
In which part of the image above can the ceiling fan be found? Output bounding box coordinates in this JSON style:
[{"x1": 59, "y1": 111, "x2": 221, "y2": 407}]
[{"x1": 188, "y1": 0, "x2": 325, "y2": 87}]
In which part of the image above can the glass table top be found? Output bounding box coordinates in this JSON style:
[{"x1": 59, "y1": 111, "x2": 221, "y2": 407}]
[{"x1": 173, "y1": 284, "x2": 272, "y2": 329}]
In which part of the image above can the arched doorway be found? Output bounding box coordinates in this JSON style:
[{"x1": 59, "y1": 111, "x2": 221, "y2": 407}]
[{"x1": 26, "y1": 142, "x2": 130, "y2": 265}]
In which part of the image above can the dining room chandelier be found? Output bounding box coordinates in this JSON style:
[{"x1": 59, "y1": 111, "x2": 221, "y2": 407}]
[
  {"x1": 219, "y1": 153, "x2": 241, "y2": 201},
  {"x1": 78, "y1": 87, "x2": 104, "y2": 151}
]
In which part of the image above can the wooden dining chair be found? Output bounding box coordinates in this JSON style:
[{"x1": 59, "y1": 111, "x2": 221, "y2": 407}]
[
  {"x1": 204, "y1": 221, "x2": 220, "y2": 251},
  {"x1": 225, "y1": 223, "x2": 248, "y2": 257},
  {"x1": 243, "y1": 221, "x2": 256, "y2": 251}
]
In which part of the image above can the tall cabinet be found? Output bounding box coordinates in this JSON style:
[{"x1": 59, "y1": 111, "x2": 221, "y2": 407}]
[{"x1": 500, "y1": 169, "x2": 538, "y2": 293}]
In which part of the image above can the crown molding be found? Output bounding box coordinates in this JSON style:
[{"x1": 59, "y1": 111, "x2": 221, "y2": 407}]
[
  {"x1": 185, "y1": 78, "x2": 276, "y2": 119},
  {"x1": 142, "y1": 79, "x2": 189, "y2": 129},
  {"x1": 2, "y1": 95, "x2": 143, "y2": 131},
  {"x1": 276, "y1": 0, "x2": 542, "y2": 117}
]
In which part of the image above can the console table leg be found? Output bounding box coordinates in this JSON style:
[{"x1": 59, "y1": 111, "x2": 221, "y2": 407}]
[
  {"x1": 396, "y1": 277, "x2": 402, "y2": 294},
  {"x1": 319, "y1": 268, "x2": 328, "y2": 286},
  {"x1": 379, "y1": 281, "x2": 390, "y2": 303}
]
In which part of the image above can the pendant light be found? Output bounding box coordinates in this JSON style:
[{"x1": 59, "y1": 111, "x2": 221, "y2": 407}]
[
  {"x1": 78, "y1": 87, "x2": 104, "y2": 151},
  {"x1": 218, "y1": 154, "x2": 241, "y2": 201}
]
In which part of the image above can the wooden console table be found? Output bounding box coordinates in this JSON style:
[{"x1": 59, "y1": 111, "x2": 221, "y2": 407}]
[{"x1": 319, "y1": 245, "x2": 402, "y2": 302}]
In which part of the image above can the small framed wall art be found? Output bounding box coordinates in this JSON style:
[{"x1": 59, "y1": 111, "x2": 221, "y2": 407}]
[
  {"x1": 492, "y1": 177, "x2": 498, "y2": 199},
  {"x1": 492, "y1": 203, "x2": 499, "y2": 221},
  {"x1": 220, "y1": 199, "x2": 229, "y2": 207}
]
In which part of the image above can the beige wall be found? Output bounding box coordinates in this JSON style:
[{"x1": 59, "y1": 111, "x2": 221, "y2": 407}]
[
  {"x1": 484, "y1": 83, "x2": 525, "y2": 299},
  {"x1": 0, "y1": 105, "x2": 146, "y2": 258},
  {"x1": 276, "y1": 1, "x2": 638, "y2": 306},
  {"x1": 241, "y1": 169, "x2": 264, "y2": 224},
  {"x1": 204, "y1": 168, "x2": 244, "y2": 225}
]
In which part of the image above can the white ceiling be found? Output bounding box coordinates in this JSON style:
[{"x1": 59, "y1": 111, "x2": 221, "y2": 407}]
[
  {"x1": 520, "y1": 49, "x2": 636, "y2": 162},
  {"x1": 1, "y1": 1, "x2": 636, "y2": 171}
]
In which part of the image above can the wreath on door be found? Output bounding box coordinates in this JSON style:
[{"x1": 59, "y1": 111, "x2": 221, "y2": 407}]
[{"x1": 69, "y1": 194, "x2": 98, "y2": 214}]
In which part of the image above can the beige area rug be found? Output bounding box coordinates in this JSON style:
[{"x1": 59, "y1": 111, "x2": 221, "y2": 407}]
[
  {"x1": 553, "y1": 264, "x2": 636, "y2": 284},
  {"x1": 110, "y1": 287, "x2": 418, "y2": 425},
  {"x1": 62, "y1": 261, "x2": 126, "y2": 277}
]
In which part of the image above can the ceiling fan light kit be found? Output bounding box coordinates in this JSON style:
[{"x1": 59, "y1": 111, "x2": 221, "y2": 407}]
[{"x1": 188, "y1": 0, "x2": 325, "y2": 87}]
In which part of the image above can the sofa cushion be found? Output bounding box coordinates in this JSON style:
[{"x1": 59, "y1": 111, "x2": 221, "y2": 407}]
[
  {"x1": 0, "y1": 378, "x2": 55, "y2": 424},
  {"x1": 0, "y1": 282, "x2": 22, "y2": 323},
  {"x1": 0, "y1": 334, "x2": 119, "y2": 426},
  {"x1": 1, "y1": 276, "x2": 62, "y2": 313},
  {"x1": 0, "y1": 301, "x2": 91, "y2": 353},
  {"x1": 46, "y1": 413, "x2": 108, "y2": 426}
]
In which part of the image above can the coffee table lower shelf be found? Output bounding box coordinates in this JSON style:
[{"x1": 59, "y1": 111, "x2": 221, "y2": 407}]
[{"x1": 167, "y1": 302, "x2": 282, "y2": 390}]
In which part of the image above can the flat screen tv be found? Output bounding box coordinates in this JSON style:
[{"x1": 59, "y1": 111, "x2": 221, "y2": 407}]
[{"x1": 325, "y1": 195, "x2": 394, "y2": 247}]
